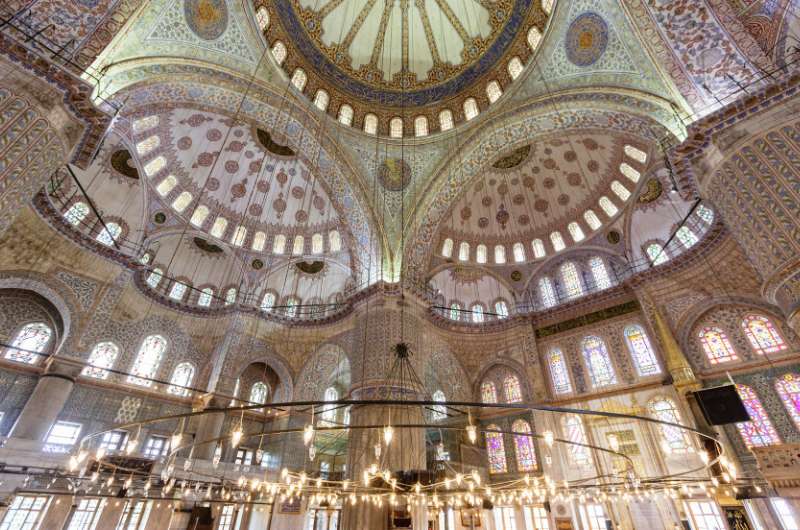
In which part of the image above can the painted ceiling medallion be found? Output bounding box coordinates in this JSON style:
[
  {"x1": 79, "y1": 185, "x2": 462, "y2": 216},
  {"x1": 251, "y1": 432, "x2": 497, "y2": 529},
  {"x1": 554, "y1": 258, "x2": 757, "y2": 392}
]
[
  {"x1": 492, "y1": 144, "x2": 531, "y2": 169},
  {"x1": 273, "y1": 0, "x2": 533, "y2": 106},
  {"x1": 565, "y1": 12, "x2": 609, "y2": 67},
  {"x1": 110, "y1": 150, "x2": 139, "y2": 179},
  {"x1": 638, "y1": 178, "x2": 663, "y2": 203},
  {"x1": 184, "y1": 0, "x2": 229, "y2": 41},
  {"x1": 378, "y1": 158, "x2": 412, "y2": 191},
  {"x1": 296, "y1": 260, "x2": 325, "y2": 274}
]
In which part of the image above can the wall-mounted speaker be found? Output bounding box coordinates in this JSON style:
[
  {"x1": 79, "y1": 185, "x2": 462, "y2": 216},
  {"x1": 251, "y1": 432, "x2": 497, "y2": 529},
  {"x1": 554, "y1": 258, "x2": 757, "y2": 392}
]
[{"x1": 694, "y1": 385, "x2": 750, "y2": 425}]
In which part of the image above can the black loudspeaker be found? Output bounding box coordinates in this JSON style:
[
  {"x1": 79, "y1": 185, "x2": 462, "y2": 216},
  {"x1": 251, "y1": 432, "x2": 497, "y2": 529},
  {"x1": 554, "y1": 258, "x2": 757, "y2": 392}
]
[{"x1": 694, "y1": 385, "x2": 750, "y2": 425}]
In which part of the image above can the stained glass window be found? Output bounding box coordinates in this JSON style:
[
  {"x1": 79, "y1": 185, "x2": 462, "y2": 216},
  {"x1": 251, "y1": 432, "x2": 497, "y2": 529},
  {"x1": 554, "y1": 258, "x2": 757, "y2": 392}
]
[
  {"x1": 532, "y1": 239, "x2": 546, "y2": 258},
  {"x1": 539, "y1": 277, "x2": 557, "y2": 308},
  {"x1": 132, "y1": 115, "x2": 158, "y2": 133},
  {"x1": 321, "y1": 387, "x2": 338, "y2": 425},
  {"x1": 82, "y1": 341, "x2": 119, "y2": 379},
  {"x1": 291, "y1": 68, "x2": 307, "y2": 91},
  {"x1": 225, "y1": 288, "x2": 237, "y2": 305},
  {"x1": 648, "y1": 398, "x2": 688, "y2": 453},
  {"x1": 273, "y1": 234, "x2": 286, "y2": 254},
  {"x1": 476, "y1": 244, "x2": 488, "y2": 264},
  {"x1": 495, "y1": 300, "x2": 509, "y2": 319},
  {"x1": 646, "y1": 243, "x2": 669, "y2": 265},
  {"x1": 128, "y1": 335, "x2": 167, "y2": 386},
  {"x1": 550, "y1": 231, "x2": 565, "y2": 252},
  {"x1": 96, "y1": 222, "x2": 121, "y2": 246},
  {"x1": 486, "y1": 424, "x2": 508, "y2": 473},
  {"x1": 285, "y1": 297, "x2": 299, "y2": 318},
  {"x1": 568, "y1": 222, "x2": 585, "y2": 242},
  {"x1": 261, "y1": 292, "x2": 276, "y2": 312},
  {"x1": 624, "y1": 325, "x2": 661, "y2": 376},
  {"x1": 527, "y1": 26, "x2": 542, "y2": 50},
  {"x1": 481, "y1": 381, "x2": 498, "y2": 404},
  {"x1": 696, "y1": 204, "x2": 714, "y2": 224},
  {"x1": 364, "y1": 114, "x2": 378, "y2": 135},
  {"x1": 156, "y1": 175, "x2": 177, "y2": 196},
  {"x1": 589, "y1": 256, "x2": 611, "y2": 290},
  {"x1": 471, "y1": 304, "x2": 484, "y2": 323},
  {"x1": 146, "y1": 268, "x2": 163, "y2": 288},
  {"x1": 441, "y1": 238, "x2": 453, "y2": 258},
  {"x1": 504, "y1": 375, "x2": 523, "y2": 403},
  {"x1": 338, "y1": 104, "x2": 353, "y2": 126},
  {"x1": 329, "y1": 230, "x2": 341, "y2": 252},
  {"x1": 742, "y1": 315, "x2": 787, "y2": 355},
  {"x1": 198, "y1": 287, "x2": 213, "y2": 307},
  {"x1": 735, "y1": 384, "x2": 781, "y2": 447},
  {"x1": 311, "y1": 233, "x2": 324, "y2": 254},
  {"x1": 136, "y1": 135, "x2": 160, "y2": 156},
  {"x1": 255, "y1": 6, "x2": 269, "y2": 30},
  {"x1": 271, "y1": 41, "x2": 287, "y2": 64},
  {"x1": 548, "y1": 348, "x2": 573, "y2": 394},
  {"x1": 432, "y1": 390, "x2": 447, "y2": 421},
  {"x1": 507, "y1": 57, "x2": 523, "y2": 80},
  {"x1": 698, "y1": 327, "x2": 738, "y2": 364},
  {"x1": 582, "y1": 336, "x2": 617, "y2": 387},
  {"x1": 513, "y1": 242, "x2": 526, "y2": 263},
  {"x1": 611, "y1": 180, "x2": 630, "y2": 201},
  {"x1": 584, "y1": 210, "x2": 602, "y2": 230},
  {"x1": 168, "y1": 362, "x2": 195, "y2": 396},
  {"x1": 676, "y1": 226, "x2": 699, "y2": 249},
  {"x1": 5, "y1": 322, "x2": 52, "y2": 364},
  {"x1": 313, "y1": 89, "x2": 329, "y2": 111},
  {"x1": 620, "y1": 163, "x2": 640, "y2": 182},
  {"x1": 292, "y1": 235, "x2": 304, "y2": 255},
  {"x1": 249, "y1": 382, "x2": 269, "y2": 409},
  {"x1": 64, "y1": 202, "x2": 89, "y2": 226},
  {"x1": 210, "y1": 217, "x2": 227, "y2": 238},
  {"x1": 450, "y1": 303, "x2": 461, "y2": 321},
  {"x1": 458, "y1": 242, "x2": 470, "y2": 261},
  {"x1": 561, "y1": 262, "x2": 583, "y2": 299},
  {"x1": 169, "y1": 281, "x2": 187, "y2": 301},
  {"x1": 624, "y1": 145, "x2": 647, "y2": 163},
  {"x1": 252, "y1": 232, "x2": 266, "y2": 252},
  {"x1": 190, "y1": 205, "x2": 209, "y2": 226},
  {"x1": 414, "y1": 116, "x2": 428, "y2": 137},
  {"x1": 143, "y1": 156, "x2": 166, "y2": 177},
  {"x1": 231, "y1": 226, "x2": 247, "y2": 247},
  {"x1": 599, "y1": 196, "x2": 618, "y2": 217},
  {"x1": 486, "y1": 81, "x2": 502, "y2": 103},
  {"x1": 389, "y1": 117, "x2": 403, "y2": 138},
  {"x1": 775, "y1": 373, "x2": 800, "y2": 431},
  {"x1": 494, "y1": 245, "x2": 506, "y2": 264},
  {"x1": 439, "y1": 110, "x2": 454, "y2": 131},
  {"x1": 512, "y1": 419, "x2": 537, "y2": 472},
  {"x1": 463, "y1": 98, "x2": 479, "y2": 120},
  {"x1": 563, "y1": 415, "x2": 590, "y2": 465}
]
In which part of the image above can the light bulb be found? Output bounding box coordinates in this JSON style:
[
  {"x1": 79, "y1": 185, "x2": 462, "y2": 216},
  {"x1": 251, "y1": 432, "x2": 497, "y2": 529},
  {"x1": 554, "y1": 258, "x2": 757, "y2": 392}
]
[
  {"x1": 543, "y1": 430, "x2": 554, "y2": 447},
  {"x1": 466, "y1": 425, "x2": 477, "y2": 444},
  {"x1": 383, "y1": 425, "x2": 394, "y2": 445},
  {"x1": 231, "y1": 427, "x2": 243, "y2": 448},
  {"x1": 303, "y1": 424, "x2": 314, "y2": 445}
]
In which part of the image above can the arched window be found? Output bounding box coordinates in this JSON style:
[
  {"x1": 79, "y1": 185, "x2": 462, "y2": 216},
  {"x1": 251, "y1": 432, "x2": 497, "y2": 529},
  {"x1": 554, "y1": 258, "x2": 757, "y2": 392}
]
[
  {"x1": 471, "y1": 304, "x2": 484, "y2": 323},
  {"x1": 285, "y1": 296, "x2": 300, "y2": 317},
  {"x1": 539, "y1": 277, "x2": 557, "y2": 308},
  {"x1": 503, "y1": 375, "x2": 522, "y2": 403},
  {"x1": 531, "y1": 239, "x2": 546, "y2": 258},
  {"x1": 449, "y1": 303, "x2": 461, "y2": 321},
  {"x1": 548, "y1": 348, "x2": 572, "y2": 394},
  {"x1": 198, "y1": 287, "x2": 213, "y2": 307},
  {"x1": 698, "y1": 327, "x2": 738, "y2": 364},
  {"x1": 143, "y1": 156, "x2": 166, "y2": 177},
  {"x1": 414, "y1": 116, "x2": 428, "y2": 137},
  {"x1": 173, "y1": 191, "x2": 194, "y2": 212},
  {"x1": 648, "y1": 398, "x2": 688, "y2": 454},
  {"x1": 190, "y1": 205, "x2": 209, "y2": 226},
  {"x1": 432, "y1": 390, "x2": 447, "y2": 421},
  {"x1": 563, "y1": 415, "x2": 590, "y2": 465},
  {"x1": 249, "y1": 382, "x2": 269, "y2": 409},
  {"x1": 624, "y1": 145, "x2": 647, "y2": 163},
  {"x1": 624, "y1": 325, "x2": 660, "y2": 376},
  {"x1": 676, "y1": 226, "x2": 699, "y2": 249},
  {"x1": 476, "y1": 244, "x2": 488, "y2": 264},
  {"x1": 441, "y1": 238, "x2": 453, "y2": 258},
  {"x1": 389, "y1": 117, "x2": 403, "y2": 138},
  {"x1": 507, "y1": 57, "x2": 523, "y2": 79},
  {"x1": 96, "y1": 222, "x2": 121, "y2": 246},
  {"x1": 255, "y1": 6, "x2": 270, "y2": 30},
  {"x1": 292, "y1": 235, "x2": 304, "y2": 255},
  {"x1": 273, "y1": 234, "x2": 286, "y2": 254},
  {"x1": 261, "y1": 292, "x2": 276, "y2": 312},
  {"x1": 439, "y1": 110, "x2": 454, "y2": 131},
  {"x1": 458, "y1": 242, "x2": 470, "y2": 261},
  {"x1": 550, "y1": 231, "x2": 565, "y2": 252},
  {"x1": 156, "y1": 175, "x2": 177, "y2": 196},
  {"x1": 696, "y1": 204, "x2": 714, "y2": 225},
  {"x1": 128, "y1": 335, "x2": 167, "y2": 386},
  {"x1": 210, "y1": 217, "x2": 227, "y2": 238},
  {"x1": 513, "y1": 243, "x2": 526, "y2": 263},
  {"x1": 494, "y1": 245, "x2": 506, "y2": 264},
  {"x1": 321, "y1": 387, "x2": 338, "y2": 425},
  {"x1": 611, "y1": 180, "x2": 630, "y2": 201},
  {"x1": 599, "y1": 196, "x2": 618, "y2": 217},
  {"x1": 583, "y1": 210, "x2": 602, "y2": 230},
  {"x1": 313, "y1": 89, "x2": 329, "y2": 111},
  {"x1": 363, "y1": 113, "x2": 378, "y2": 135},
  {"x1": 735, "y1": 384, "x2": 781, "y2": 447},
  {"x1": 620, "y1": 163, "x2": 640, "y2": 182},
  {"x1": 542, "y1": 0, "x2": 554, "y2": 15},
  {"x1": 338, "y1": 104, "x2": 353, "y2": 126},
  {"x1": 311, "y1": 233, "x2": 324, "y2": 254},
  {"x1": 646, "y1": 243, "x2": 668, "y2": 265},
  {"x1": 486, "y1": 81, "x2": 502, "y2": 103},
  {"x1": 82, "y1": 341, "x2": 119, "y2": 379},
  {"x1": 329, "y1": 230, "x2": 341, "y2": 252},
  {"x1": 5, "y1": 322, "x2": 52, "y2": 364},
  {"x1": 168, "y1": 362, "x2": 195, "y2": 396},
  {"x1": 495, "y1": 300, "x2": 509, "y2": 319},
  {"x1": 527, "y1": 26, "x2": 542, "y2": 50},
  {"x1": 225, "y1": 288, "x2": 237, "y2": 306},
  {"x1": 560, "y1": 262, "x2": 583, "y2": 299},
  {"x1": 582, "y1": 336, "x2": 617, "y2": 387},
  {"x1": 252, "y1": 231, "x2": 266, "y2": 252},
  {"x1": 132, "y1": 115, "x2": 159, "y2": 133},
  {"x1": 775, "y1": 374, "x2": 800, "y2": 431},
  {"x1": 589, "y1": 256, "x2": 611, "y2": 290},
  {"x1": 136, "y1": 135, "x2": 160, "y2": 156},
  {"x1": 64, "y1": 202, "x2": 89, "y2": 226},
  {"x1": 512, "y1": 419, "x2": 537, "y2": 472},
  {"x1": 291, "y1": 68, "x2": 307, "y2": 91},
  {"x1": 568, "y1": 222, "x2": 585, "y2": 242},
  {"x1": 742, "y1": 315, "x2": 787, "y2": 355},
  {"x1": 463, "y1": 98, "x2": 479, "y2": 121},
  {"x1": 169, "y1": 281, "x2": 187, "y2": 301},
  {"x1": 146, "y1": 268, "x2": 163, "y2": 288},
  {"x1": 481, "y1": 381, "x2": 498, "y2": 404},
  {"x1": 231, "y1": 226, "x2": 247, "y2": 247},
  {"x1": 486, "y1": 424, "x2": 508, "y2": 474}
]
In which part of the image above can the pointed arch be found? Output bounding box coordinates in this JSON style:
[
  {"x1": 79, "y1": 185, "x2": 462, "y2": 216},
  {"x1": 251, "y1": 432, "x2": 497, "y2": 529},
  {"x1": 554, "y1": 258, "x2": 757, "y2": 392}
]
[
  {"x1": 581, "y1": 336, "x2": 617, "y2": 387},
  {"x1": 735, "y1": 384, "x2": 781, "y2": 447},
  {"x1": 624, "y1": 325, "x2": 661, "y2": 376},
  {"x1": 775, "y1": 373, "x2": 800, "y2": 431},
  {"x1": 481, "y1": 381, "x2": 498, "y2": 404},
  {"x1": 741, "y1": 315, "x2": 787, "y2": 355},
  {"x1": 512, "y1": 419, "x2": 537, "y2": 472},
  {"x1": 486, "y1": 424, "x2": 507, "y2": 473}
]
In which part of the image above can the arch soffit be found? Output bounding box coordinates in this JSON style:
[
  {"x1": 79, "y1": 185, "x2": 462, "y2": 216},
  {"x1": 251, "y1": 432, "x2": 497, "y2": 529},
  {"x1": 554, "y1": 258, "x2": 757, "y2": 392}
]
[
  {"x1": 403, "y1": 91, "x2": 678, "y2": 276},
  {"x1": 232, "y1": 347, "x2": 295, "y2": 402},
  {"x1": 519, "y1": 245, "x2": 626, "y2": 294},
  {"x1": 471, "y1": 357, "x2": 532, "y2": 401},
  {"x1": 295, "y1": 342, "x2": 352, "y2": 399},
  {"x1": 427, "y1": 262, "x2": 519, "y2": 300}
]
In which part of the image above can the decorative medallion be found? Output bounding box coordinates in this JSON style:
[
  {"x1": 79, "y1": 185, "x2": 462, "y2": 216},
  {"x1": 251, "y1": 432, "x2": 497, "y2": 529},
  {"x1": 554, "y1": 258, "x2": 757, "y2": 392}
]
[
  {"x1": 638, "y1": 178, "x2": 663, "y2": 203},
  {"x1": 378, "y1": 158, "x2": 412, "y2": 192},
  {"x1": 193, "y1": 237, "x2": 224, "y2": 254},
  {"x1": 256, "y1": 129, "x2": 296, "y2": 157},
  {"x1": 510, "y1": 270, "x2": 522, "y2": 282},
  {"x1": 110, "y1": 150, "x2": 139, "y2": 179},
  {"x1": 565, "y1": 12, "x2": 609, "y2": 67},
  {"x1": 496, "y1": 204, "x2": 510, "y2": 230},
  {"x1": 184, "y1": 0, "x2": 228, "y2": 41},
  {"x1": 153, "y1": 212, "x2": 167, "y2": 224},
  {"x1": 493, "y1": 145, "x2": 532, "y2": 169},
  {"x1": 296, "y1": 261, "x2": 325, "y2": 274},
  {"x1": 252, "y1": 258, "x2": 264, "y2": 270},
  {"x1": 606, "y1": 230, "x2": 621, "y2": 245}
]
